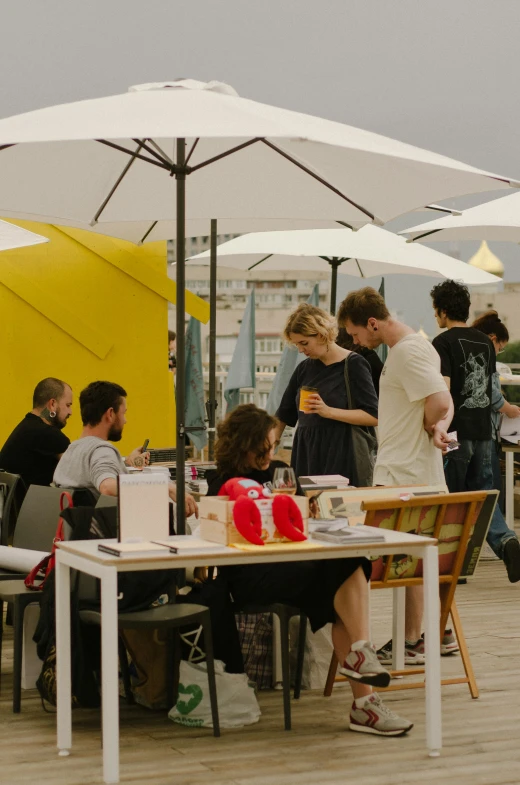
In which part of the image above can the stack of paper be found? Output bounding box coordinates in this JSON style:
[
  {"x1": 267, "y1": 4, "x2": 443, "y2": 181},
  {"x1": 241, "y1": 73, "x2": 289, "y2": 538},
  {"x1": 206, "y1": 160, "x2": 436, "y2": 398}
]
[
  {"x1": 311, "y1": 520, "x2": 386, "y2": 544},
  {"x1": 299, "y1": 475, "x2": 350, "y2": 491},
  {"x1": 500, "y1": 416, "x2": 520, "y2": 444}
]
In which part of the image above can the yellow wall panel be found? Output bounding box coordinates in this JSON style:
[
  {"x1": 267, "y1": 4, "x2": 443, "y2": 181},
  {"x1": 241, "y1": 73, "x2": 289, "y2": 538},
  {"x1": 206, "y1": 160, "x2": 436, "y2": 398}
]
[{"x1": 0, "y1": 220, "x2": 208, "y2": 457}]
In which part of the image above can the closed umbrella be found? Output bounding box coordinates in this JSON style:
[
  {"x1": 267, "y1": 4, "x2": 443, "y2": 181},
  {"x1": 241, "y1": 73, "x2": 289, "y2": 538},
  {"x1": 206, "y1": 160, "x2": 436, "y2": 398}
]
[{"x1": 0, "y1": 78, "x2": 515, "y2": 527}]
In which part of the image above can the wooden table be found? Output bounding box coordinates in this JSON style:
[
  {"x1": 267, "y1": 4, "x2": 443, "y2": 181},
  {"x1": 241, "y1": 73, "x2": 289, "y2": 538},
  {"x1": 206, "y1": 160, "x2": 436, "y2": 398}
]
[{"x1": 55, "y1": 531, "x2": 441, "y2": 784}]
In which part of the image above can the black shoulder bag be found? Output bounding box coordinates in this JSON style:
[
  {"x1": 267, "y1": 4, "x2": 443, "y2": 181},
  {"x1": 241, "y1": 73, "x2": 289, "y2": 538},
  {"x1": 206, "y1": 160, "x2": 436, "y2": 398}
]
[{"x1": 344, "y1": 353, "x2": 378, "y2": 487}]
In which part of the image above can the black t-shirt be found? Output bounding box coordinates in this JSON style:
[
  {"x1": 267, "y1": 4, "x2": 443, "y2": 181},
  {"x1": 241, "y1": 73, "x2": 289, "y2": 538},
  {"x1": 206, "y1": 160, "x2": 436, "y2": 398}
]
[
  {"x1": 206, "y1": 460, "x2": 303, "y2": 497},
  {"x1": 355, "y1": 347, "x2": 384, "y2": 397},
  {"x1": 0, "y1": 413, "x2": 70, "y2": 487},
  {"x1": 432, "y1": 327, "x2": 495, "y2": 441}
]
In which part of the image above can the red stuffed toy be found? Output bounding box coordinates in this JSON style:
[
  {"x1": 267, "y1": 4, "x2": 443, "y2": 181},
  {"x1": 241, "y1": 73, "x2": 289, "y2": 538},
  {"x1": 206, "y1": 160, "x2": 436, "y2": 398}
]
[{"x1": 218, "y1": 477, "x2": 306, "y2": 546}]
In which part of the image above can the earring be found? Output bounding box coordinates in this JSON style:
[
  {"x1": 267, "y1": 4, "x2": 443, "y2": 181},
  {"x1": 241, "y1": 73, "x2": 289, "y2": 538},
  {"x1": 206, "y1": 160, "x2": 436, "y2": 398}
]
[
  {"x1": 49, "y1": 411, "x2": 56, "y2": 418},
  {"x1": 373, "y1": 327, "x2": 377, "y2": 331}
]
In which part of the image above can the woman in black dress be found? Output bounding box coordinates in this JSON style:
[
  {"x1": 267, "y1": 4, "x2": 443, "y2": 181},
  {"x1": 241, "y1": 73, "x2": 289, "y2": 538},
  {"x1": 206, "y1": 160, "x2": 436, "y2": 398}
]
[
  {"x1": 206, "y1": 404, "x2": 412, "y2": 737},
  {"x1": 276, "y1": 304, "x2": 378, "y2": 486}
]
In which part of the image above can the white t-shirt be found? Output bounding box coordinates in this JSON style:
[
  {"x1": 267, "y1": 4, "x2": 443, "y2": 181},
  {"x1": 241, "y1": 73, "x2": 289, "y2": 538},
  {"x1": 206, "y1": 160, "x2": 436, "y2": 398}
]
[{"x1": 373, "y1": 333, "x2": 448, "y2": 487}]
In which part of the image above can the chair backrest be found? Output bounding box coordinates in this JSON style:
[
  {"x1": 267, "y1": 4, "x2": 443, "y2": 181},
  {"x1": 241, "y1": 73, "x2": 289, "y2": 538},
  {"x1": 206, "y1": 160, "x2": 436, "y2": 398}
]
[
  {"x1": 12, "y1": 485, "x2": 67, "y2": 552},
  {"x1": 0, "y1": 470, "x2": 27, "y2": 546},
  {"x1": 361, "y1": 490, "x2": 488, "y2": 588}
]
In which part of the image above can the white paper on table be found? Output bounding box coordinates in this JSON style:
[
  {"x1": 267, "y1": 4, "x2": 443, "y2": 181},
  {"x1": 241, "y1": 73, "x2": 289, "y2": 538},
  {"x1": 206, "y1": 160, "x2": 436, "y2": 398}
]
[
  {"x1": 0, "y1": 545, "x2": 49, "y2": 573},
  {"x1": 500, "y1": 416, "x2": 520, "y2": 444}
]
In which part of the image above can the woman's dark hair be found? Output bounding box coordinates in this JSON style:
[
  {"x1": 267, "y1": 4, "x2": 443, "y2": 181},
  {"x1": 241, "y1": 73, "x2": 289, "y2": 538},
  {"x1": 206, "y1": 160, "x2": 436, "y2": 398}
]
[
  {"x1": 430, "y1": 279, "x2": 470, "y2": 322},
  {"x1": 472, "y1": 310, "x2": 509, "y2": 343},
  {"x1": 215, "y1": 404, "x2": 278, "y2": 476},
  {"x1": 80, "y1": 381, "x2": 127, "y2": 426}
]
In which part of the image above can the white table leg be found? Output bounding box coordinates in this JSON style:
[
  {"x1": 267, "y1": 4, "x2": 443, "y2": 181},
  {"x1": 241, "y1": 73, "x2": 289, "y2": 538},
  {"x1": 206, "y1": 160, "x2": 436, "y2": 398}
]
[
  {"x1": 422, "y1": 545, "x2": 442, "y2": 757},
  {"x1": 505, "y1": 450, "x2": 514, "y2": 530},
  {"x1": 392, "y1": 587, "x2": 406, "y2": 671},
  {"x1": 101, "y1": 567, "x2": 120, "y2": 784},
  {"x1": 56, "y1": 552, "x2": 72, "y2": 757}
]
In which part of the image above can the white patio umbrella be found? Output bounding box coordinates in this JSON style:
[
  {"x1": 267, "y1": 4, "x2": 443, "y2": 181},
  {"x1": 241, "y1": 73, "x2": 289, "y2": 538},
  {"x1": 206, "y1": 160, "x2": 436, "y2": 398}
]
[
  {"x1": 402, "y1": 191, "x2": 520, "y2": 243},
  {"x1": 0, "y1": 219, "x2": 48, "y2": 251},
  {"x1": 0, "y1": 78, "x2": 516, "y2": 525},
  {"x1": 189, "y1": 225, "x2": 500, "y2": 312}
]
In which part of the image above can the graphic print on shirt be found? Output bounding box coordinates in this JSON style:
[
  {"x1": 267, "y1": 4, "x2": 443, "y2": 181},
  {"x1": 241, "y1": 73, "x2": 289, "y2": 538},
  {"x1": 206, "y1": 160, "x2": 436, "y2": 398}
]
[{"x1": 458, "y1": 338, "x2": 491, "y2": 410}]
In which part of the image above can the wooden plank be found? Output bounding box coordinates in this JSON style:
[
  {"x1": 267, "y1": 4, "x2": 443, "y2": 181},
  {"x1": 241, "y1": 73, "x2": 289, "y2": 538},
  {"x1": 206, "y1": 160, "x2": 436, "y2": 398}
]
[{"x1": 1, "y1": 549, "x2": 520, "y2": 785}]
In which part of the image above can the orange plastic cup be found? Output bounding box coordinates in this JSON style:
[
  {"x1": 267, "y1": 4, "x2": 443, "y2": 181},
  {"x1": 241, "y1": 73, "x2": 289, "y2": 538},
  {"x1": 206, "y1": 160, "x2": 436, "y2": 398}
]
[{"x1": 299, "y1": 386, "x2": 318, "y2": 412}]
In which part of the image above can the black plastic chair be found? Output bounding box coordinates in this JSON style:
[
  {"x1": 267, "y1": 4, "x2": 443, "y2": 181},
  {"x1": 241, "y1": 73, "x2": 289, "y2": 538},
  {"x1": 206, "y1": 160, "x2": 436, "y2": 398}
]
[
  {"x1": 80, "y1": 603, "x2": 220, "y2": 735},
  {"x1": 66, "y1": 506, "x2": 220, "y2": 736},
  {"x1": 0, "y1": 471, "x2": 27, "y2": 547},
  {"x1": 237, "y1": 603, "x2": 307, "y2": 730}
]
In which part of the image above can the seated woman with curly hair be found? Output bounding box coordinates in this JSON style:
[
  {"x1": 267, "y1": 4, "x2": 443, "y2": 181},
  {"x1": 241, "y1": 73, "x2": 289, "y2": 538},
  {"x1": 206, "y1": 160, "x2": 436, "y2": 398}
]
[{"x1": 206, "y1": 404, "x2": 413, "y2": 737}]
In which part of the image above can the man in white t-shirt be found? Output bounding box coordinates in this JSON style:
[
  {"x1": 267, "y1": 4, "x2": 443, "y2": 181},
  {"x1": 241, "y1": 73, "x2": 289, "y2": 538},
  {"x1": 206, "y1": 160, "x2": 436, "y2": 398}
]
[{"x1": 337, "y1": 287, "x2": 453, "y2": 662}]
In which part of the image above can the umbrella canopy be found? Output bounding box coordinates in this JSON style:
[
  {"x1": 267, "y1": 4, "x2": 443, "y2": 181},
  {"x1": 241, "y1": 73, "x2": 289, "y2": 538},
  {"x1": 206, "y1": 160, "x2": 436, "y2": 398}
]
[
  {"x1": 0, "y1": 79, "x2": 516, "y2": 241},
  {"x1": 0, "y1": 219, "x2": 48, "y2": 251},
  {"x1": 402, "y1": 191, "x2": 520, "y2": 243},
  {"x1": 0, "y1": 78, "x2": 515, "y2": 527},
  {"x1": 189, "y1": 225, "x2": 501, "y2": 283}
]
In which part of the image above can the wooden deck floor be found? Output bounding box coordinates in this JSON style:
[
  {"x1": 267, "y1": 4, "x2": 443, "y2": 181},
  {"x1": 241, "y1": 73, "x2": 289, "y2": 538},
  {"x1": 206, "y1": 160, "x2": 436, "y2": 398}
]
[{"x1": 1, "y1": 555, "x2": 519, "y2": 785}]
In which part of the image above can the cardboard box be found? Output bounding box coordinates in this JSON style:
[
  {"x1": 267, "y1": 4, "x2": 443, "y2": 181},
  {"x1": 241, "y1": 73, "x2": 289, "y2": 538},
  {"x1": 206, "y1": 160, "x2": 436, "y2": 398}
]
[
  {"x1": 198, "y1": 494, "x2": 308, "y2": 523},
  {"x1": 199, "y1": 495, "x2": 309, "y2": 545},
  {"x1": 200, "y1": 516, "x2": 310, "y2": 546}
]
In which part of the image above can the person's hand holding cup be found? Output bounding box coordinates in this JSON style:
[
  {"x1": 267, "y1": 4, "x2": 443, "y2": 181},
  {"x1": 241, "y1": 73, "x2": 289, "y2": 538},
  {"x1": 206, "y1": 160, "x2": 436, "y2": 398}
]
[{"x1": 299, "y1": 386, "x2": 318, "y2": 413}]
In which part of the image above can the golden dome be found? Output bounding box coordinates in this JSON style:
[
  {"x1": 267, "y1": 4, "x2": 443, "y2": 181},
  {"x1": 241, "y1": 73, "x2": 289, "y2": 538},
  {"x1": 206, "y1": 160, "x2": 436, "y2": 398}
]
[{"x1": 468, "y1": 240, "x2": 504, "y2": 277}]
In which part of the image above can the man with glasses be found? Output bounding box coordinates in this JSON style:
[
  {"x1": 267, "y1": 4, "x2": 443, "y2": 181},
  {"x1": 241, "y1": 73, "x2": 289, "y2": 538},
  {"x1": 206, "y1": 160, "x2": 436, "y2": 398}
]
[{"x1": 431, "y1": 280, "x2": 520, "y2": 583}]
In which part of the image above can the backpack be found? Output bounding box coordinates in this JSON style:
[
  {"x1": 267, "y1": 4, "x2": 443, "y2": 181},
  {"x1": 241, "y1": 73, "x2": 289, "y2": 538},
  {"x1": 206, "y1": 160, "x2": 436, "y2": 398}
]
[
  {"x1": 33, "y1": 504, "x2": 177, "y2": 708},
  {"x1": 58, "y1": 505, "x2": 177, "y2": 612}
]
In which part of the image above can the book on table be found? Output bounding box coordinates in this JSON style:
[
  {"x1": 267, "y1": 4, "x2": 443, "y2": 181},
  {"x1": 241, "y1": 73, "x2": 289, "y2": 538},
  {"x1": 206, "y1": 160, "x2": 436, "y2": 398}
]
[
  {"x1": 310, "y1": 519, "x2": 386, "y2": 544},
  {"x1": 98, "y1": 537, "x2": 228, "y2": 557},
  {"x1": 97, "y1": 541, "x2": 172, "y2": 557},
  {"x1": 299, "y1": 474, "x2": 350, "y2": 492},
  {"x1": 152, "y1": 537, "x2": 229, "y2": 554}
]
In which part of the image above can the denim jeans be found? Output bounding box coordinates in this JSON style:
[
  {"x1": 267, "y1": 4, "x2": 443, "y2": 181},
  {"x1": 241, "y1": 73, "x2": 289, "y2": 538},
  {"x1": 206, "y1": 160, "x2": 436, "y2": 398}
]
[
  {"x1": 444, "y1": 438, "x2": 517, "y2": 559},
  {"x1": 490, "y1": 440, "x2": 505, "y2": 513}
]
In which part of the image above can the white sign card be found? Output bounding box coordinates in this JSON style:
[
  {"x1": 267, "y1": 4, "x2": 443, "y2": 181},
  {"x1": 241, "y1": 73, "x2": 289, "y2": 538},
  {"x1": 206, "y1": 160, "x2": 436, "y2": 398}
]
[{"x1": 118, "y1": 472, "x2": 170, "y2": 542}]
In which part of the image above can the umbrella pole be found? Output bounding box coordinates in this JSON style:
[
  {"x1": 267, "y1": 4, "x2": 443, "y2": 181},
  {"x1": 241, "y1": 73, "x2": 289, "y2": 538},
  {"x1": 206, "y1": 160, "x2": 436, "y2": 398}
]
[
  {"x1": 175, "y1": 138, "x2": 187, "y2": 533},
  {"x1": 328, "y1": 258, "x2": 341, "y2": 315},
  {"x1": 207, "y1": 219, "x2": 217, "y2": 461}
]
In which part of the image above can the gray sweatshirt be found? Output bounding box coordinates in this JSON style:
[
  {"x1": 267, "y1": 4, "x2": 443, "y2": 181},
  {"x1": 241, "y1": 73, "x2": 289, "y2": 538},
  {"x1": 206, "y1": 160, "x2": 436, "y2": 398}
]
[{"x1": 53, "y1": 436, "x2": 128, "y2": 498}]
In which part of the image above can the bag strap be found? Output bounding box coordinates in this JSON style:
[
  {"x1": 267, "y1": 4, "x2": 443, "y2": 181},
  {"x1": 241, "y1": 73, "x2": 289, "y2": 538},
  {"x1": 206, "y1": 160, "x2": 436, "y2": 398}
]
[
  {"x1": 24, "y1": 492, "x2": 74, "y2": 591},
  {"x1": 343, "y1": 352, "x2": 354, "y2": 410}
]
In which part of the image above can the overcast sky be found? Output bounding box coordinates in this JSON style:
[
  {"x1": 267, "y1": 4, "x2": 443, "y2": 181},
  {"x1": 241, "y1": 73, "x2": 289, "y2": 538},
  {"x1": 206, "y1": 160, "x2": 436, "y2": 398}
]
[{"x1": 2, "y1": 0, "x2": 520, "y2": 333}]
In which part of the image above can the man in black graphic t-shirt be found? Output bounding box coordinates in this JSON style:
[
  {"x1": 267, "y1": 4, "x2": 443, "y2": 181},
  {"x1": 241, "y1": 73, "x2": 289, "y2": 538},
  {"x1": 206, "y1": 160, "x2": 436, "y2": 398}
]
[
  {"x1": 433, "y1": 330, "x2": 494, "y2": 440},
  {"x1": 431, "y1": 280, "x2": 520, "y2": 583}
]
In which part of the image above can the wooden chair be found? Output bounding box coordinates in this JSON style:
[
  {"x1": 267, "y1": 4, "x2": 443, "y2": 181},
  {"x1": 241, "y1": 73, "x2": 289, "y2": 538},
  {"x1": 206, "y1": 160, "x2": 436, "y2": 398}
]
[{"x1": 324, "y1": 490, "x2": 489, "y2": 701}]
